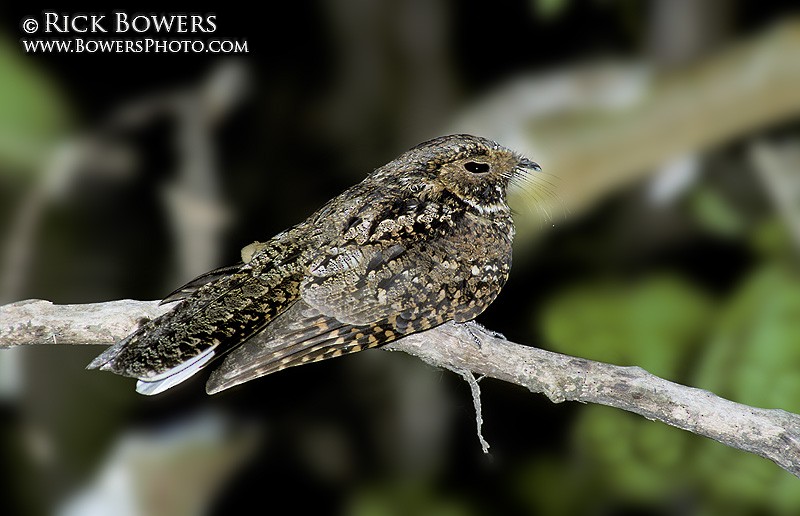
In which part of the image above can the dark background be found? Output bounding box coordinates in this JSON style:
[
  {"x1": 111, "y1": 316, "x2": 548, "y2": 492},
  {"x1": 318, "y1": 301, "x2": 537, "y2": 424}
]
[{"x1": 1, "y1": 2, "x2": 800, "y2": 515}]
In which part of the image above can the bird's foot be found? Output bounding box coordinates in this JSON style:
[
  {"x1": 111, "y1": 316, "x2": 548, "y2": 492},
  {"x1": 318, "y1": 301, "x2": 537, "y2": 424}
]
[{"x1": 461, "y1": 320, "x2": 506, "y2": 349}]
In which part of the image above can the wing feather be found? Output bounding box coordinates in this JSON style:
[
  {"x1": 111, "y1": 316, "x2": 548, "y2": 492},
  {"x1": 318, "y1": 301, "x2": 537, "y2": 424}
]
[{"x1": 207, "y1": 301, "x2": 388, "y2": 393}]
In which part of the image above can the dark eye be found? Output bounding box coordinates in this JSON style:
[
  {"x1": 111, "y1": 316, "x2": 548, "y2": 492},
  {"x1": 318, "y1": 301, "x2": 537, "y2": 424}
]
[{"x1": 464, "y1": 161, "x2": 490, "y2": 173}]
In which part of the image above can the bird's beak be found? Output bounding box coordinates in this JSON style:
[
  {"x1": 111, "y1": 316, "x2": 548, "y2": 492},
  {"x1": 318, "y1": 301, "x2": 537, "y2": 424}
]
[{"x1": 519, "y1": 157, "x2": 542, "y2": 172}]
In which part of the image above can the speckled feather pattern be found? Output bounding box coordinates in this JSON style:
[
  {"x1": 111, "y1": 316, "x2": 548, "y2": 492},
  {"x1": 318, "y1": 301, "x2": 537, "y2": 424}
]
[{"x1": 87, "y1": 134, "x2": 540, "y2": 394}]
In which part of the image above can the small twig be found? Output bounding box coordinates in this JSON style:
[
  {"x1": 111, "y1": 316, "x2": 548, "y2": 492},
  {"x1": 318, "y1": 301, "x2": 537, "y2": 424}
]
[
  {"x1": 444, "y1": 366, "x2": 490, "y2": 454},
  {"x1": 2, "y1": 298, "x2": 800, "y2": 478}
]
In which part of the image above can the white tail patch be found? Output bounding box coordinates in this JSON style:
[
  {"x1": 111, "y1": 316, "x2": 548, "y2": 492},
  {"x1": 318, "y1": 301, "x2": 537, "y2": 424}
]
[{"x1": 135, "y1": 347, "x2": 217, "y2": 396}]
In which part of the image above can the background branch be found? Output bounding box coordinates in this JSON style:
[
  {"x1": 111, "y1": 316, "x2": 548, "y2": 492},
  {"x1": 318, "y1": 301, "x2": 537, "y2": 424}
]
[{"x1": 2, "y1": 298, "x2": 800, "y2": 479}]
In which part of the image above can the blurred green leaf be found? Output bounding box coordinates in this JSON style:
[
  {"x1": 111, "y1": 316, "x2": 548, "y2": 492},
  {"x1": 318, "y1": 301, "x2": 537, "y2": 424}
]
[
  {"x1": 574, "y1": 406, "x2": 692, "y2": 501},
  {"x1": 347, "y1": 482, "x2": 472, "y2": 516},
  {"x1": 694, "y1": 264, "x2": 800, "y2": 411},
  {"x1": 0, "y1": 33, "x2": 74, "y2": 176},
  {"x1": 544, "y1": 265, "x2": 800, "y2": 513},
  {"x1": 750, "y1": 217, "x2": 794, "y2": 259},
  {"x1": 693, "y1": 441, "x2": 800, "y2": 515},
  {"x1": 690, "y1": 263, "x2": 800, "y2": 512},
  {"x1": 512, "y1": 454, "x2": 588, "y2": 516},
  {"x1": 688, "y1": 186, "x2": 747, "y2": 238},
  {"x1": 541, "y1": 274, "x2": 712, "y2": 378},
  {"x1": 511, "y1": 406, "x2": 697, "y2": 514},
  {"x1": 532, "y1": 0, "x2": 570, "y2": 20}
]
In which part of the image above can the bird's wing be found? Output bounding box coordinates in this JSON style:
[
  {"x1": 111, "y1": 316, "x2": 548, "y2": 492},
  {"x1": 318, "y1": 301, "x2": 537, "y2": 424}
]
[
  {"x1": 87, "y1": 231, "x2": 308, "y2": 395},
  {"x1": 206, "y1": 300, "x2": 358, "y2": 393}
]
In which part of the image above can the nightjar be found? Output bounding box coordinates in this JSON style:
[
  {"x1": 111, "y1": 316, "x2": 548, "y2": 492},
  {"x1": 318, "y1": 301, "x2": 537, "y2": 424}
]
[{"x1": 88, "y1": 134, "x2": 541, "y2": 395}]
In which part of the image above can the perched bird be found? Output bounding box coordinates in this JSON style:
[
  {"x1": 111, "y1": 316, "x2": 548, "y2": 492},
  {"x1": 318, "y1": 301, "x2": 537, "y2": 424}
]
[{"x1": 88, "y1": 134, "x2": 540, "y2": 395}]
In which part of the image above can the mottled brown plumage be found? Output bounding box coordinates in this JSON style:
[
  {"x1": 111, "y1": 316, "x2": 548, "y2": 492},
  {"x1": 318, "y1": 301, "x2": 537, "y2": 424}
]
[{"x1": 87, "y1": 134, "x2": 540, "y2": 395}]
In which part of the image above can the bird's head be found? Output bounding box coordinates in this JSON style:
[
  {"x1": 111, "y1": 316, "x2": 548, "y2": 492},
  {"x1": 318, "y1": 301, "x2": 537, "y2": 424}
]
[{"x1": 374, "y1": 134, "x2": 541, "y2": 215}]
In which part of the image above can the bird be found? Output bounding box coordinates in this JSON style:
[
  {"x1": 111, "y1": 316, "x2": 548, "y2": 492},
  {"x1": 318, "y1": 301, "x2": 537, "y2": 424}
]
[{"x1": 87, "y1": 134, "x2": 541, "y2": 395}]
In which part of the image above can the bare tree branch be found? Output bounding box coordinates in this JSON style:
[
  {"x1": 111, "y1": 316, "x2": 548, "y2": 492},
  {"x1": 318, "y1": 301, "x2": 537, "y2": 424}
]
[
  {"x1": 0, "y1": 299, "x2": 172, "y2": 346},
  {"x1": 2, "y1": 298, "x2": 800, "y2": 478}
]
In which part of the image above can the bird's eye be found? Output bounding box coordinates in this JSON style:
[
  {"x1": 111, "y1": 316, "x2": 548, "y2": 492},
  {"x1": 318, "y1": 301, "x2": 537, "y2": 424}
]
[{"x1": 464, "y1": 161, "x2": 490, "y2": 173}]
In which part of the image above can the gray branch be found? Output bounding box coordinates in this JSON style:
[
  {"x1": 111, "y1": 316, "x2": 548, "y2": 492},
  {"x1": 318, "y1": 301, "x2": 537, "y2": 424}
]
[{"x1": 2, "y1": 298, "x2": 800, "y2": 478}]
